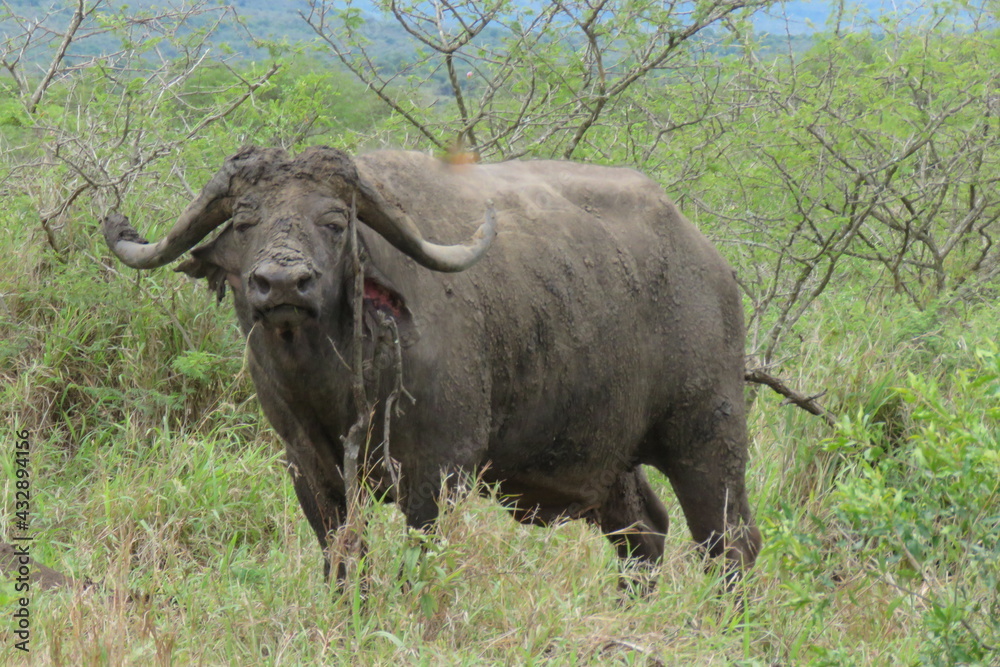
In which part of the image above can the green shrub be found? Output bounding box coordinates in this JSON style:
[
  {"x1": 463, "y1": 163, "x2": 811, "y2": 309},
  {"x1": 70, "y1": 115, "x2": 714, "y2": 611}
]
[{"x1": 826, "y1": 344, "x2": 1000, "y2": 664}]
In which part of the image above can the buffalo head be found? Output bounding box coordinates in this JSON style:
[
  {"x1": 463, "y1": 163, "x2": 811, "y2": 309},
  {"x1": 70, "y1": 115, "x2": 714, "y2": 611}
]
[{"x1": 102, "y1": 146, "x2": 496, "y2": 340}]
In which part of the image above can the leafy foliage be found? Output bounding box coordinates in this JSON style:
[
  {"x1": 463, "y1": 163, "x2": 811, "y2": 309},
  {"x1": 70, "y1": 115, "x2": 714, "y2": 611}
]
[
  {"x1": 658, "y1": 5, "x2": 1000, "y2": 364},
  {"x1": 778, "y1": 343, "x2": 1000, "y2": 663}
]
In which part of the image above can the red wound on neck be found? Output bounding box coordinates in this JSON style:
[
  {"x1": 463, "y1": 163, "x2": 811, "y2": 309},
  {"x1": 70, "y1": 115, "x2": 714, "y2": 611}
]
[{"x1": 363, "y1": 278, "x2": 404, "y2": 317}]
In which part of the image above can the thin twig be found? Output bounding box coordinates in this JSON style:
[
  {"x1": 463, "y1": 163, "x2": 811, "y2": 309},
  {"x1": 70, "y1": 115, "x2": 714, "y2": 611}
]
[{"x1": 343, "y1": 194, "x2": 368, "y2": 497}]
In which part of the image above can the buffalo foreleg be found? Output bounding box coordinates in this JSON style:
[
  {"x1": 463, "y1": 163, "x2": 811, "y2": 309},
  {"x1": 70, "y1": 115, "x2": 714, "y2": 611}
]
[{"x1": 284, "y1": 450, "x2": 355, "y2": 584}]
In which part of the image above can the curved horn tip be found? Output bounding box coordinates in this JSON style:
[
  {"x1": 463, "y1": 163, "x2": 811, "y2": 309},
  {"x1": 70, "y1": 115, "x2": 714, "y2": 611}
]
[
  {"x1": 430, "y1": 200, "x2": 497, "y2": 272},
  {"x1": 478, "y1": 200, "x2": 498, "y2": 243},
  {"x1": 101, "y1": 211, "x2": 148, "y2": 247}
]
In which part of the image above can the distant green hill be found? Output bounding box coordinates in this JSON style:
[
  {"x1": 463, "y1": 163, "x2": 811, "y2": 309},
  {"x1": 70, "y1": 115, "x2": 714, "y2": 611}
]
[{"x1": 0, "y1": 0, "x2": 955, "y2": 70}]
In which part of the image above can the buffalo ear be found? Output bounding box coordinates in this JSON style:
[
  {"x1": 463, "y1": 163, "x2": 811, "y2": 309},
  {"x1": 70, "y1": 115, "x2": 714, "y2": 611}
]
[{"x1": 176, "y1": 243, "x2": 228, "y2": 303}]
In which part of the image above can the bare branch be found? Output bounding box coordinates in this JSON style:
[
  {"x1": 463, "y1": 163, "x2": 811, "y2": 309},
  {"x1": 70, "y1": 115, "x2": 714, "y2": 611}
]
[
  {"x1": 27, "y1": 0, "x2": 93, "y2": 113},
  {"x1": 745, "y1": 368, "x2": 836, "y2": 427}
]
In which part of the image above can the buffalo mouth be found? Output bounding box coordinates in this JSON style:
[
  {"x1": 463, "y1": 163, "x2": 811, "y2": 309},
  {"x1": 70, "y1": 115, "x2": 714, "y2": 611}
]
[{"x1": 254, "y1": 304, "x2": 317, "y2": 333}]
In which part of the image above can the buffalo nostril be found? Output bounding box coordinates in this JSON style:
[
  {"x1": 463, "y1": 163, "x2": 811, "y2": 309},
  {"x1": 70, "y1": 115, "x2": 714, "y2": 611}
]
[
  {"x1": 251, "y1": 273, "x2": 271, "y2": 295},
  {"x1": 296, "y1": 275, "x2": 314, "y2": 293}
]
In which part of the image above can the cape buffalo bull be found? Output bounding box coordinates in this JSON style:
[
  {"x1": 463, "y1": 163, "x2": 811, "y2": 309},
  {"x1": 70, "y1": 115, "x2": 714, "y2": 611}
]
[{"x1": 102, "y1": 145, "x2": 760, "y2": 589}]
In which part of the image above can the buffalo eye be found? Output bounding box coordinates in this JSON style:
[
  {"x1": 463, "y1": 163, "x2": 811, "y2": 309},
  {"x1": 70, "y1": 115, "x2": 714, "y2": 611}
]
[
  {"x1": 317, "y1": 209, "x2": 348, "y2": 231},
  {"x1": 233, "y1": 218, "x2": 257, "y2": 233}
]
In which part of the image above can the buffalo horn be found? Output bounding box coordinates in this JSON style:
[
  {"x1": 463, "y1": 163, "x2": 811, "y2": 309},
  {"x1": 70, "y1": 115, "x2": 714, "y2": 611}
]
[
  {"x1": 101, "y1": 162, "x2": 236, "y2": 270},
  {"x1": 354, "y1": 179, "x2": 496, "y2": 273}
]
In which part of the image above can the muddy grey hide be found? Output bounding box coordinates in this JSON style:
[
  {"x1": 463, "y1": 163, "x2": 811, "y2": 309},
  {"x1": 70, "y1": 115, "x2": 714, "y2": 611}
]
[{"x1": 102, "y1": 145, "x2": 761, "y2": 591}]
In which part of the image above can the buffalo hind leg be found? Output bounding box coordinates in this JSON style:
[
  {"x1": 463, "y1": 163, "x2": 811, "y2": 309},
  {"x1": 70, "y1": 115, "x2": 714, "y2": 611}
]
[
  {"x1": 591, "y1": 467, "x2": 670, "y2": 596},
  {"x1": 667, "y1": 469, "x2": 760, "y2": 588},
  {"x1": 654, "y1": 409, "x2": 761, "y2": 585}
]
